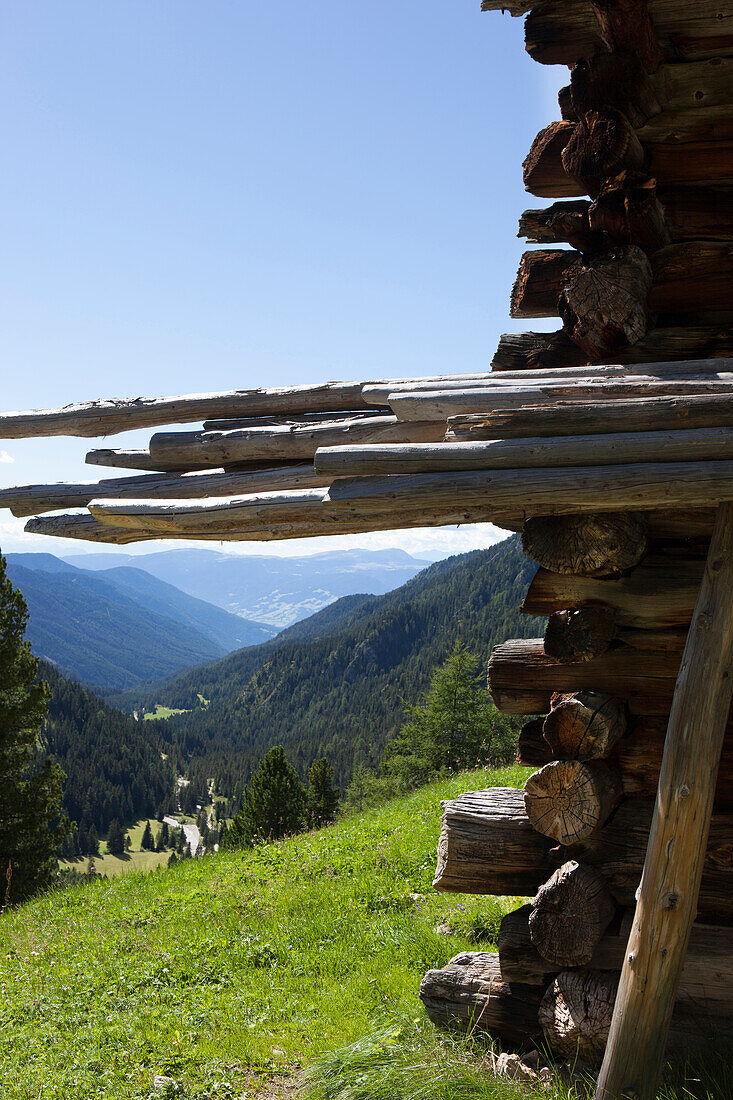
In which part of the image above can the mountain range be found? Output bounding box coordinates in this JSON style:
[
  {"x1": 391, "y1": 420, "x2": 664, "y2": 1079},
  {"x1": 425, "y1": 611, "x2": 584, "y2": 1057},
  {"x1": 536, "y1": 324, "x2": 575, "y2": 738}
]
[
  {"x1": 5, "y1": 554, "x2": 275, "y2": 691},
  {"x1": 62, "y1": 548, "x2": 427, "y2": 628},
  {"x1": 117, "y1": 534, "x2": 543, "y2": 794}
]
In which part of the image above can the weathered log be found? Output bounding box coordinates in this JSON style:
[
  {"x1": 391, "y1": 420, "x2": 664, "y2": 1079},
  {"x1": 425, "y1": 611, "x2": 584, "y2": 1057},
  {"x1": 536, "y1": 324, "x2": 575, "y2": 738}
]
[
  {"x1": 491, "y1": 326, "x2": 733, "y2": 372},
  {"x1": 642, "y1": 107, "x2": 733, "y2": 187},
  {"x1": 524, "y1": 1, "x2": 733, "y2": 68},
  {"x1": 0, "y1": 381, "x2": 390, "y2": 439},
  {"x1": 596, "y1": 501, "x2": 733, "y2": 1100},
  {"x1": 87, "y1": 462, "x2": 733, "y2": 540},
  {"x1": 570, "y1": 51, "x2": 659, "y2": 127},
  {"x1": 487, "y1": 638, "x2": 681, "y2": 716},
  {"x1": 433, "y1": 788, "x2": 557, "y2": 897},
  {"x1": 543, "y1": 693, "x2": 628, "y2": 760},
  {"x1": 419, "y1": 951, "x2": 543, "y2": 1045},
  {"x1": 523, "y1": 122, "x2": 584, "y2": 199},
  {"x1": 85, "y1": 448, "x2": 200, "y2": 472},
  {"x1": 521, "y1": 190, "x2": 733, "y2": 250},
  {"x1": 588, "y1": 173, "x2": 670, "y2": 254},
  {"x1": 651, "y1": 241, "x2": 733, "y2": 320},
  {"x1": 518, "y1": 201, "x2": 602, "y2": 255},
  {"x1": 0, "y1": 464, "x2": 326, "y2": 518},
  {"x1": 524, "y1": 761, "x2": 623, "y2": 845},
  {"x1": 566, "y1": 245, "x2": 654, "y2": 356},
  {"x1": 541, "y1": 970, "x2": 618, "y2": 1063},
  {"x1": 562, "y1": 111, "x2": 645, "y2": 199},
  {"x1": 523, "y1": 112, "x2": 733, "y2": 197},
  {"x1": 522, "y1": 513, "x2": 648, "y2": 576},
  {"x1": 521, "y1": 549, "x2": 706, "y2": 629},
  {"x1": 365, "y1": 358, "x2": 733, "y2": 406},
  {"x1": 145, "y1": 416, "x2": 445, "y2": 470},
  {"x1": 544, "y1": 610, "x2": 619, "y2": 663},
  {"x1": 315, "y1": 428, "x2": 733, "y2": 480},
  {"x1": 590, "y1": 0, "x2": 660, "y2": 72},
  {"x1": 517, "y1": 719, "x2": 555, "y2": 769},
  {"x1": 446, "y1": 394, "x2": 733, "y2": 440},
  {"x1": 529, "y1": 861, "x2": 617, "y2": 968},
  {"x1": 511, "y1": 249, "x2": 579, "y2": 319},
  {"x1": 522, "y1": 713, "x2": 733, "y2": 806},
  {"x1": 500, "y1": 905, "x2": 733, "y2": 1002},
  {"x1": 433, "y1": 788, "x2": 733, "y2": 916},
  {"x1": 391, "y1": 382, "x2": 733, "y2": 422}
]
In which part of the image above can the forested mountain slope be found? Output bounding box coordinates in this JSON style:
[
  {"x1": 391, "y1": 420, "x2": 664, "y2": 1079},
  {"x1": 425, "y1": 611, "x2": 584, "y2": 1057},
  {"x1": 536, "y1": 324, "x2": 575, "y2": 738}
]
[
  {"x1": 39, "y1": 662, "x2": 175, "y2": 833},
  {"x1": 6, "y1": 555, "x2": 274, "y2": 690},
  {"x1": 146, "y1": 535, "x2": 542, "y2": 793}
]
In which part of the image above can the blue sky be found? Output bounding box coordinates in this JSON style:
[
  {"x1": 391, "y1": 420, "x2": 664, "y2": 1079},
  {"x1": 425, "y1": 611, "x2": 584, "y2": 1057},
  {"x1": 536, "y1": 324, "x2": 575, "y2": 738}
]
[{"x1": 0, "y1": 1, "x2": 561, "y2": 558}]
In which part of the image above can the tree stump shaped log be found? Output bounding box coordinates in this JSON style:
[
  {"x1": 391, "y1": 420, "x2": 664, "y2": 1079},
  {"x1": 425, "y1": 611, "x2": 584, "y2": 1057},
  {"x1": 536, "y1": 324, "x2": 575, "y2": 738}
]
[
  {"x1": 529, "y1": 861, "x2": 617, "y2": 967},
  {"x1": 544, "y1": 609, "x2": 619, "y2": 663},
  {"x1": 559, "y1": 245, "x2": 653, "y2": 358},
  {"x1": 522, "y1": 513, "x2": 649, "y2": 576},
  {"x1": 539, "y1": 970, "x2": 618, "y2": 1064},
  {"x1": 524, "y1": 760, "x2": 623, "y2": 845},
  {"x1": 589, "y1": 172, "x2": 671, "y2": 255},
  {"x1": 543, "y1": 692, "x2": 628, "y2": 759},
  {"x1": 562, "y1": 110, "x2": 645, "y2": 199}
]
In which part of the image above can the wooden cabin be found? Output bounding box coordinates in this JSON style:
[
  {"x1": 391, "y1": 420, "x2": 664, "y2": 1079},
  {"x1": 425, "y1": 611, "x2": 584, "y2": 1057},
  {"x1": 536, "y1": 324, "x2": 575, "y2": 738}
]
[{"x1": 1, "y1": 2, "x2": 732, "y2": 1096}]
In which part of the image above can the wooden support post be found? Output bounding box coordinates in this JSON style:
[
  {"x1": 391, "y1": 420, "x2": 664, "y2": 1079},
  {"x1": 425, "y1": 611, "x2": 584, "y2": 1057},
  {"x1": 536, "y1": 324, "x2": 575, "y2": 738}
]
[{"x1": 595, "y1": 501, "x2": 733, "y2": 1100}]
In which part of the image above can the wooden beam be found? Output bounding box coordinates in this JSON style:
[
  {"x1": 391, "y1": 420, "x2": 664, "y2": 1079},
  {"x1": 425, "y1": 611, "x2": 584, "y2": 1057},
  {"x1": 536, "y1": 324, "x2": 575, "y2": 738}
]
[
  {"x1": 145, "y1": 415, "x2": 445, "y2": 469},
  {"x1": 0, "y1": 381, "x2": 391, "y2": 439},
  {"x1": 595, "y1": 502, "x2": 733, "y2": 1100},
  {"x1": 524, "y1": 1, "x2": 733, "y2": 68},
  {"x1": 446, "y1": 394, "x2": 733, "y2": 440},
  {"x1": 0, "y1": 464, "x2": 325, "y2": 517},
  {"x1": 314, "y1": 428, "x2": 733, "y2": 478},
  {"x1": 491, "y1": 327, "x2": 733, "y2": 372},
  {"x1": 390, "y1": 382, "x2": 733, "y2": 422}
]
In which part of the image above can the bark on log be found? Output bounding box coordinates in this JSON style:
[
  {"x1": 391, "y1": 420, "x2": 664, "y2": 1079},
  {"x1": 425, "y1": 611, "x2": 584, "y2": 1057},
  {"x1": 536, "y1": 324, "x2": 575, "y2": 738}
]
[
  {"x1": 524, "y1": 760, "x2": 623, "y2": 845},
  {"x1": 500, "y1": 905, "x2": 733, "y2": 1003},
  {"x1": 544, "y1": 611, "x2": 619, "y2": 663},
  {"x1": 0, "y1": 464, "x2": 326, "y2": 518},
  {"x1": 596, "y1": 501, "x2": 733, "y2": 1100},
  {"x1": 315, "y1": 428, "x2": 733, "y2": 479},
  {"x1": 146, "y1": 416, "x2": 445, "y2": 469},
  {"x1": 446, "y1": 394, "x2": 733, "y2": 440},
  {"x1": 561, "y1": 111, "x2": 645, "y2": 199},
  {"x1": 419, "y1": 951, "x2": 543, "y2": 1045},
  {"x1": 524, "y1": 1, "x2": 733, "y2": 68},
  {"x1": 433, "y1": 788, "x2": 733, "y2": 916},
  {"x1": 490, "y1": 327, "x2": 733, "y2": 372},
  {"x1": 487, "y1": 638, "x2": 682, "y2": 716},
  {"x1": 521, "y1": 549, "x2": 706, "y2": 629},
  {"x1": 523, "y1": 513, "x2": 649, "y2": 576},
  {"x1": 542, "y1": 693, "x2": 628, "y2": 760},
  {"x1": 529, "y1": 861, "x2": 617, "y2": 967},
  {"x1": 590, "y1": 1, "x2": 660, "y2": 72},
  {"x1": 540, "y1": 970, "x2": 618, "y2": 1063}
]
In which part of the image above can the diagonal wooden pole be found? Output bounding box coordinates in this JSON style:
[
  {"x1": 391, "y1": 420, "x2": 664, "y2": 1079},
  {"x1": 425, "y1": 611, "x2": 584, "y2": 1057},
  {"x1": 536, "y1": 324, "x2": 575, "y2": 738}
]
[{"x1": 595, "y1": 500, "x2": 733, "y2": 1100}]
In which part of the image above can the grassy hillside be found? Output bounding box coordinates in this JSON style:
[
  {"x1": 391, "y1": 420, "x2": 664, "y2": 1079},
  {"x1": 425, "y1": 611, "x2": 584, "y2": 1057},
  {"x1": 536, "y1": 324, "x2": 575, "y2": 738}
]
[
  {"x1": 136, "y1": 536, "x2": 544, "y2": 792},
  {"x1": 0, "y1": 767, "x2": 723, "y2": 1100}
]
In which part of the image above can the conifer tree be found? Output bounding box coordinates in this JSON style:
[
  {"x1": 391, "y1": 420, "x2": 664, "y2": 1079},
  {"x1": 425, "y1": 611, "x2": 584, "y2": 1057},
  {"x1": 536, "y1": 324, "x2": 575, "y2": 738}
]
[
  {"x1": 381, "y1": 642, "x2": 518, "y2": 789},
  {"x1": 87, "y1": 825, "x2": 100, "y2": 856},
  {"x1": 156, "y1": 822, "x2": 169, "y2": 851},
  {"x1": 140, "y1": 820, "x2": 154, "y2": 851},
  {"x1": 307, "y1": 758, "x2": 340, "y2": 828},
  {"x1": 0, "y1": 554, "x2": 66, "y2": 904},
  {"x1": 106, "y1": 819, "x2": 125, "y2": 855},
  {"x1": 222, "y1": 747, "x2": 306, "y2": 848}
]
